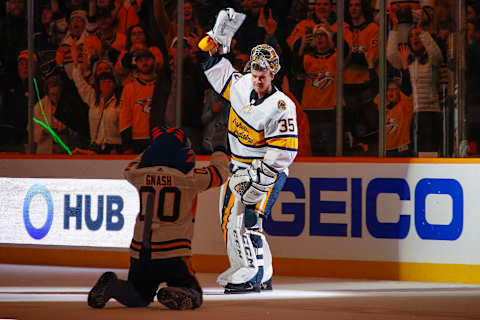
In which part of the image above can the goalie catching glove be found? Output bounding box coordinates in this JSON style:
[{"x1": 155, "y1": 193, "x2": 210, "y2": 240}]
[
  {"x1": 198, "y1": 8, "x2": 246, "y2": 54},
  {"x1": 229, "y1": 160, "x2": 278, "y2": 206}
]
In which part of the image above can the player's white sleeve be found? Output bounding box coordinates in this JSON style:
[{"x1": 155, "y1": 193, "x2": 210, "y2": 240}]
[
  {"x1": 202, "y1": 56, "x2": 242, "y2": 102},
  {"x1": 263, "y1": 98, "x2": 298, "y2": 173}
]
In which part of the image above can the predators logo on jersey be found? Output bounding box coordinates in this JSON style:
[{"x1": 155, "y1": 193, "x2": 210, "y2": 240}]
[
  {"x1": 311, "y1": 72, "x2": 335, "y2": 90},
  {"x1": 278, "y1": 100, "x2": 286, "y2": 110},
  {"x1": 386, "y1": 117, "x2": 399, "y2": 135},
  {"x1": 136, "y1": 98, "x2": 152, "y2": 114}
]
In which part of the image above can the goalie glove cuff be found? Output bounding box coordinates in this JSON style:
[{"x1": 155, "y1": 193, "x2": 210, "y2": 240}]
[{"x1": 250, "y1": 160, "x2": 277, "y2": 186}]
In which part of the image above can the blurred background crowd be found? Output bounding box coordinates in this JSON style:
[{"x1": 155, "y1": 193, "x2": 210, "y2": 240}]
[{"x1": 0, "y1": 0, "x2": 478, "y2": 157}]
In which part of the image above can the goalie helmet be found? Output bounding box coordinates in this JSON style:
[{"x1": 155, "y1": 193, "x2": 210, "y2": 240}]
[
  {"x1": 244, "y1": 44, "x2": 280, "y2": 75},
  {"x1": 139, "y1": 127, "x2": 195, "y2": 174}
]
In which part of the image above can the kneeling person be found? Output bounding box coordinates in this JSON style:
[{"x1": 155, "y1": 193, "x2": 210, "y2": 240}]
[{"x1": 88, "y1": 126, "x2": 229, "y2": 309}]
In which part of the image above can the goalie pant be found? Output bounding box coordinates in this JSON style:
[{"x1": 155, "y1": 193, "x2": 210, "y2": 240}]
[{"x1": 217, "y1": 172, "x2": 287, "y2": 287}]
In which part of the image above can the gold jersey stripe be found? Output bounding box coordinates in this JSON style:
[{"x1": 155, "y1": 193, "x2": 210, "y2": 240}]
[
  {"x1": 221, "y1": 78, "x2": 233, "y2": 101},
  {"x1": 267, "y1": 136, "x2": 299, "y2": 150}
]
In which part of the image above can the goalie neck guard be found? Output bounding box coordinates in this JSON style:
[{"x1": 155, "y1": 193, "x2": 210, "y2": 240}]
[
  {"x1": 138, "y1": 127, "x2": 196, "y2": 174},
  {"x1": 244, "y1": 44, "x2": 280, "y2": 75}
]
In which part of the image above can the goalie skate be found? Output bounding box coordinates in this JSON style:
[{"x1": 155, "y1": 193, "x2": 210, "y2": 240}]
[{"x1": 224, "y1": 282, "x2": 261, "y2": 294}]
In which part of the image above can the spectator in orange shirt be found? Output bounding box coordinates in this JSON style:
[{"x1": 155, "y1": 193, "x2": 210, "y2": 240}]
[
  {"x1": 287, "y1": 0, "x2": 339, "y2": 51},
  {"x1": 286, "y1": 0, "x2": 343, "y2": 102},
  {"x1": 375, "y1": 80, "x2": 413, "y2": 157},
  {"x1": 302, "y1": 25, "x2": 348, "y2": 156},
  {"x1": 119, "y1": 49, "x2": 158, "y2": 153},
  {"x1": 343, "y1": 0, "x2": 379, "y2": 155}
]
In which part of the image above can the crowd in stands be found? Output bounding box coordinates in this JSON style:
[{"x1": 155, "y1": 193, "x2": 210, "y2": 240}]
[{"x1": 0, "y1": 0, "x2": 478, "y2": 157}]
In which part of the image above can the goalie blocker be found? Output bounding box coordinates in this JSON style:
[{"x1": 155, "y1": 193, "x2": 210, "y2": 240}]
[{"x1": 229, "y1": 160, "x2": 278, "y2": 206}]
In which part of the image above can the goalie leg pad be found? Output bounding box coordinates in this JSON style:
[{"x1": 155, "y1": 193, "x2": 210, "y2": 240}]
[
  {"x1": 217, "y1": 184, "x2": 258, "y2": 286},
  {"x1": 217, "y1": 226, "x2": 259, "y2": 286}
]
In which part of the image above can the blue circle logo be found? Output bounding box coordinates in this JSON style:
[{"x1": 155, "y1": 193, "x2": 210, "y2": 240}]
[{"x1": 23, "y1": 184, "x2": 54, "y2": 240}]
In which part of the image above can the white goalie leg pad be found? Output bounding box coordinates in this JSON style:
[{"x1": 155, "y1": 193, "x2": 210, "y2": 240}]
[
  {"x1": 217, "y1": 230, "x2": 258, "y2": 286},
  {"x1": 217, "y1": 198, "x2": 258, "y2": 286}
]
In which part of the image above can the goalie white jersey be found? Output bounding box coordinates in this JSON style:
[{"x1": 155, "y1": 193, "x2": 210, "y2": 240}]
[
  {"x1": 202, "y1": 56, "x2": 298, "y2": 173},
  {"x1": 124, "y1": 151, "x2": 230, "y2": 260}
]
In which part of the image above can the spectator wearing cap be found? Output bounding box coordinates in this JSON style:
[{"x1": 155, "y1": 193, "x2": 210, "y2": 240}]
[
  {"x1": 54, "y1": 10, "x2": 92, "y2": 149},
  {"x1": 119, "y1": 48, "x2": 158, "y2": 153},
  {"x1": 302, "y1": 25, "x2": 349, "y2": 156},
  {"x1": 84, "y1": 9, "x2": 127, "y2": 68},
  {"x1": 287, "y1": 0, "x2": 340, "y2": 52},
  {"x1": 286, "y1": 0, "x2": 347, "y2": 102},
  {"x1": 0, "y1": 0, "x2": 27, "y2": 79},
  {"x1": 32, "y1": 76, "x2": 69, "y2": 154},
  {"x1": 0, "y1": 50, "x2": 38, "y2": 153},
  {"x1": 50, "y1": 0, "x2": 96, "y2": 38},
  {"x1": 72, "y1": 59, "x2": 122, "y2": 154},
  {"x1": 115, "y1": 24, "x2": 164, "y2": 86},
  {"x1": 56, "y1": 10, "x2": 89, "y2": 80}
]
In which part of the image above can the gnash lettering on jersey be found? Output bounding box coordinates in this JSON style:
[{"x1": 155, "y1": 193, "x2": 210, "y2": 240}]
[
  {"x1": 228, "y1": 108, "x2": 266, "y2": 147},
  {"x1": 136, "y1": 98, "x2": 153, "y2": 113},
  {"x1": 145, "y1": 174, "x2": 172, "y2": 186},
  {"x1": 310, "y1": 72, "x2": 334, "y2": 90}
]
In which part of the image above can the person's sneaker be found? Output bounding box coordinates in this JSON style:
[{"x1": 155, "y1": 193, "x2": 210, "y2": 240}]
[
  {"x1": 88, "y1": 272, "x2": 117, "y2": 308},
  {"x1": 157, "y1": 287, "x2": 201, "y2": 310},
  {"x1": 261, "y1": 278, "x2": 273, "y2": 291},
  {"x1": 224, "y1": 282, "x2": 261, "y2": 294}
]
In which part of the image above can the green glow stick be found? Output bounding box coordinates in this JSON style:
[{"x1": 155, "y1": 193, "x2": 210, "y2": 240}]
[
  {"x1": 33, "y1": 118, "x2": 72, "y2": 155},
  {"x1": 32, "y1": 77, "x2": 72, "y2": 155},
  {"x1": 33, "y1": 78, "x2": 49, "y2": 126}
]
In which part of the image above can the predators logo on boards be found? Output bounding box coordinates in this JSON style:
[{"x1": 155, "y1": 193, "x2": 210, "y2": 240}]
[{"x1": 278, "y1": 100, "x2": 286, "y2": 110}]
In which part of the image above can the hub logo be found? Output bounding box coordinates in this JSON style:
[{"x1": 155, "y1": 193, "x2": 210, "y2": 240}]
[
  {"x1": 23, "y1": 184, "x2": 54, "y2": 240},
  {"x1": 23, "y1": 184, "x2": 125, "y2": 240}
]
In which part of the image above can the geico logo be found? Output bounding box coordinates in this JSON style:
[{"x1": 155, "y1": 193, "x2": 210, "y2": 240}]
[
  {"x1": 23, "y1": 185, "x2": 125, "y2": 240},
  {"x1": 263, "y1": 177, "x2": 463, "y2": 241}
]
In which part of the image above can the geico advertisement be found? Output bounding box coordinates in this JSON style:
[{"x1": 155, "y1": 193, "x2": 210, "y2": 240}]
[
  {"x1": 249, "y1": 162, "x2": 480, "y2": 265},
  {"x1": 0, "y1": 178, "x2": 139, "y2": 248},
  {"x1": 1, "y1": 161, "x2": 480, "y2": 265}
]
